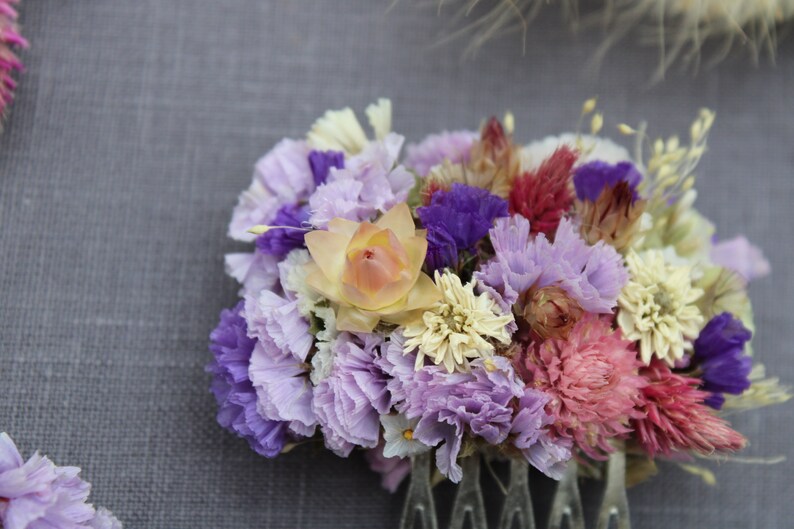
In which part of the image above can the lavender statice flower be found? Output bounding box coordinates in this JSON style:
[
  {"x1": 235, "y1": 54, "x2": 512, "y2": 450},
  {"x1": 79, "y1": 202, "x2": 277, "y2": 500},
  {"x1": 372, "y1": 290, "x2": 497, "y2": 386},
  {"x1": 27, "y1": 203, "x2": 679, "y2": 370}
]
[
  {"x1": 308, "y1": 134, "x2": 415, "y2": 227},
  {"x1": 377, "y1": 333, "x2": 568, "y2": 481},
  {"x1": 411, "y1": 358, "x2": 521, "y2": 482},
  {"x1": 308, "y1": 150, "x2": 345, "y2": 186},
  {"x1": 255, "y1": 203, "x2": 310, "y2": 257},
  {"x1": 0, "y1": 432, "x2": 96, "y2": 529},
  {"x1": 710, "y1": 236, "x2": 771, "y2": 282},
  {"x1": 405, "y1": 130, "x2": 478, "y2": 176},
  {"x1": 246, "y1": 290, "x2": 317, "y2": 437},
  {"x1": 312, "y1": 333, "x2": 389, "y2": 456},
  {"x1": 693, "y1": 312, "x2": 753, "y2": 409},
  {"x1": 475, "y1": 215, "x2": 627, "y2": 314},
  {"x1": 206, "y1": 302, "x2": 289, "y2": 457},
  {"x1": 224, "y1": 250, "x2": 280, "y2": 298},
  {"x1": 417, "y1": 183, "x2": 508, "y2": 272},
  {"x1": 0, "y1": 0, "x2": 27, "y2": 124},
  {"x1": 573, "y1": 161, "x2": 642, "y2": 202},
  {"x1": 510, "y1": 389, "x2": 572, "y2": 480},
  {"x1": 229, "y1": 139, "x2": 314, "y2": 241}
]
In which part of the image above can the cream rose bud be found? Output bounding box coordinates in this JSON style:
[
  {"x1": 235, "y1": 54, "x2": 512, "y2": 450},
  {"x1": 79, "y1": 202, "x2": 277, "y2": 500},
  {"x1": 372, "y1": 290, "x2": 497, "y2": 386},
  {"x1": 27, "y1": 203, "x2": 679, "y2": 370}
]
[{"x1": 304, "y1": 203, "x2": 441, "y2": 333}]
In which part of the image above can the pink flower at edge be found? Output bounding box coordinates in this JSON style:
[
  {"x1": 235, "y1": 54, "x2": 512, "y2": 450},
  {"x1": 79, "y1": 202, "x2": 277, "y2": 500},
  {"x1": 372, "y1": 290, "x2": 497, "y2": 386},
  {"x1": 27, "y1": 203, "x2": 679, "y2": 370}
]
[
  {"x1": 632, "y1": 359, "x2": 747, "y2": 458},
  {"x1": 523, "y1": 314, "x2": 646, "y2": 459},
  {"x1": 0, "y1": 0, "x2": 28, "y2": 121}
]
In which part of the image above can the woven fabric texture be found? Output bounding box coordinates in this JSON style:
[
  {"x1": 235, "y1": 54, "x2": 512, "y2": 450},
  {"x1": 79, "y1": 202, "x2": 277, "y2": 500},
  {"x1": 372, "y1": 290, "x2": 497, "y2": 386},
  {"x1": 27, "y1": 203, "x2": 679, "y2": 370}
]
[{"x1": 0, "y1": 1, "x2": 792, "y2": 528}]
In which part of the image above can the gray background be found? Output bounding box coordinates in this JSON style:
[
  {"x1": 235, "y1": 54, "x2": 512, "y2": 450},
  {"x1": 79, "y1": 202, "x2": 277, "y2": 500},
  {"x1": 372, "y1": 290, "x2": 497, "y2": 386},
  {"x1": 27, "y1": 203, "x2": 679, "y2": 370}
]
[{"x1": 0, "y1": 1, "x2": 792, "y2": 528}]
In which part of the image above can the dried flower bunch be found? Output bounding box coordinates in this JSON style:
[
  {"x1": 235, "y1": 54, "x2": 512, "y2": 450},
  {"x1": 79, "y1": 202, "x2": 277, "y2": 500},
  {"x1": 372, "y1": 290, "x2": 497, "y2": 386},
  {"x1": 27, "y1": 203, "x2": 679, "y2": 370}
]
[{"x1": 208, "y1": 98, "x2": 788, "y2": 492}]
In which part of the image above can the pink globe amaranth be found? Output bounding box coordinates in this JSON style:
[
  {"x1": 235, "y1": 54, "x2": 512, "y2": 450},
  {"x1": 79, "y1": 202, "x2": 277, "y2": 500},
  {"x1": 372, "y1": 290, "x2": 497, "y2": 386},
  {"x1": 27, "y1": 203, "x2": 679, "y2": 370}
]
[{"x1": 523, "y1": 314, "x2": 646, "y2": 459}]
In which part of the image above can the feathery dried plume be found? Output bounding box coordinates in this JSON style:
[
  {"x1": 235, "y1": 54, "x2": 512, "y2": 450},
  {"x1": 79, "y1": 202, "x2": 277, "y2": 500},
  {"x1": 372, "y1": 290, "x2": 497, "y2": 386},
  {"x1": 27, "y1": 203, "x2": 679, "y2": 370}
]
[{"x1": 418, "y1": 0, "x2": 794, "y2": 77}]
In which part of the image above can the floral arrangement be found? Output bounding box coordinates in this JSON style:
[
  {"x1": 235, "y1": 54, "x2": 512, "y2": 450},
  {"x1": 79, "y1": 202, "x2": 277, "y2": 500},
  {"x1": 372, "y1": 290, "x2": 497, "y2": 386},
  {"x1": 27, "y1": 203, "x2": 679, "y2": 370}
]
[
  {"x1": 419, "y1": 0, "x2": 794, "y2": 77},
  {"x1": 0, "y1": 432, "x2": 122, "y2": 529},
  {"x1": 208, "y1": 98, "x2": 788, "y2": 493},
  {"x1": 0, "y1": 0, "x2": 26, "y2": 125}
]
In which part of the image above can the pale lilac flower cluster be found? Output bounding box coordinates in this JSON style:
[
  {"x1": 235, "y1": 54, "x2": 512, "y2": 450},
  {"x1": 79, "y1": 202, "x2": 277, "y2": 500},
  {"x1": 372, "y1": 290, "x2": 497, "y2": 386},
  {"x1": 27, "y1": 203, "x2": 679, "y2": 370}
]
[{"x1": 475, "y1": 215, "x2": 628, "y2": 314}]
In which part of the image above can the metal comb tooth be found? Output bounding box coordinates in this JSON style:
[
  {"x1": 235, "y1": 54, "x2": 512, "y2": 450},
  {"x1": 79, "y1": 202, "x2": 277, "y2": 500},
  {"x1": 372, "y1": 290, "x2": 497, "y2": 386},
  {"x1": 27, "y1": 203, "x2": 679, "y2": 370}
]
[
  {"x1": 595, "y1": 449, "x2": 630, "y2": 529},
  {"x1": 398, "y1": 451, "x2": 632, "y2": 529},
  {"x1": 399, "y1": 452, "x2": 439, "y2": 529},
  {"x1": 448, "y1": 452, "x2": 487, "y2": 529},
  {"x1": 499, "y1": 459, "x2": 536, "y2": 529},
  {"x1": 546, "y1": 461, "x2": 585, "y2": 529}
]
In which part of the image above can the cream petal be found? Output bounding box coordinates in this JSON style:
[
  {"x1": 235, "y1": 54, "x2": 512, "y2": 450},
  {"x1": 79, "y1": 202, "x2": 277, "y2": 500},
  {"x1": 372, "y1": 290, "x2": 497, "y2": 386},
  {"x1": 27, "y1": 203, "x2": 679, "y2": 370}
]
[
  {"x1": 336, "y1": 305, "x2": 380, "y2": 333},
  {"x1": 402, "y1": 273, "x2": 442, "y2": 311},
  {"x1": 402, "y1": 235, "x2": 429, "y2": 282},
  {"x1": 305, "y1": 264, "x2": 341, "y2": 302},
  {"x1": 327, "y1": 217, "x2": 364, "y2": 239},
  {"x1": 304, "y1": 229, "x2": 350, "y2": 285},
  {"x1": 375, "y1": 203, "x2": 415, "y2": 240}
]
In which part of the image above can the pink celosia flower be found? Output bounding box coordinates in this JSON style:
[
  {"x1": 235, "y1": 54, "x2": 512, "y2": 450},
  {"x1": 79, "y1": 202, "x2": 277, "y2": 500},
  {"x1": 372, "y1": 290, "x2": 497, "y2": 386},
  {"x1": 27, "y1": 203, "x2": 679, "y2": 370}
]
[
  {"x1": 632, "y1": 359, "x2": 747, "y2": 457},
  {"x1": 0, "y1": 0, "x2": 27, "y2": 122},
  {"x1": 522, "y1": 314, "x2": 646, "y2": 459}
]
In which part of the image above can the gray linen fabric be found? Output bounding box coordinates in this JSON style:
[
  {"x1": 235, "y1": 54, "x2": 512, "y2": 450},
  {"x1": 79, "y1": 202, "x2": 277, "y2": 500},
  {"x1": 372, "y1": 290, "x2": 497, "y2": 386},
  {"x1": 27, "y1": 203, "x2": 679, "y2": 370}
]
[{"x1": 0, "y1": 1, "x2": 792, "y2": 528}]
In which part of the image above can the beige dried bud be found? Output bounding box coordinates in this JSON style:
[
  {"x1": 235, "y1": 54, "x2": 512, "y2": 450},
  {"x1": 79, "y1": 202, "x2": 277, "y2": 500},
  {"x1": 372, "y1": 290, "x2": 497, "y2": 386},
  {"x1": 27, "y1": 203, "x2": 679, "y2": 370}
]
[
  {"x1": 522, "y1": 286, "x2": 584, "y2": 341},
  {"x1": 576, "y1": 181, "x2": 647, "y2": 253},
  {"x1": 464, "y1": 117, "x2": 523, "y2": 198}
]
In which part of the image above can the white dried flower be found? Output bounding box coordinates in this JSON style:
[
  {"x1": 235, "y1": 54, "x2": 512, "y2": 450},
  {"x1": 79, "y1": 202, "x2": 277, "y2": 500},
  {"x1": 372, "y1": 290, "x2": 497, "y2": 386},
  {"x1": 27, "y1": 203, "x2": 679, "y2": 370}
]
[
  {"x1": 617, "y1": 250, "x2": 704, "y2": 365},
  {"x1": 522, "y1": 133, "x2": 631, "y2": 172},
  {"x1": 381, "y1": 414, "x2": 429, "y2": 459},
  {"x1": 307, "y1": 99, "x2": 392, "y2": 155},
  {"x1": 403, "y1": 271, "x2": 514, "y2": 373}
]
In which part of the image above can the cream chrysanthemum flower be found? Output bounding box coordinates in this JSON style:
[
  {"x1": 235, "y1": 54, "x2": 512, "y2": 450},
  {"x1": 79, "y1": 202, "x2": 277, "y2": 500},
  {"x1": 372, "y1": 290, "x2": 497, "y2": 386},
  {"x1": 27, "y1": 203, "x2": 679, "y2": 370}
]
[
  {"x1": 618, "y1": 250, "x2": 704, "y2": 365},
  {"x1": 403, "y1": 271, "x2": 514, "y2": 373}
]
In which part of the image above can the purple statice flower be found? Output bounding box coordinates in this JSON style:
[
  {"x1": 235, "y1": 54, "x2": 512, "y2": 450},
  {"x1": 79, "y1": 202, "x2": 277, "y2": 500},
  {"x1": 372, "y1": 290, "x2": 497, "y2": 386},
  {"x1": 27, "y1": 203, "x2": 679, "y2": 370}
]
[
  {"x1": 510, "y1": 389, "x2": 572, "y2": 479},
  {"x1": 417, "y1": 183, "x2": 508, "y2": 272},
  {"x1": 423, "y1": 224, "x2": 460, "y2": 274},
  {"x1": 206, "y1": 302, "x2": 289, "y2": 457},
  {"x1": 308, "y1": 134, "x2": 415, "y2": 227},
  {"x1": 404, "y1": 130, "x2": 478, "y2": 176},
  {"x1": 475, "y1": 215, "x2": 627, "y2": 314},
  {"x1": 573, "y1": 161, "x2": 642, "y2": 203},
  {"x1": 381, "y1": 336, "x2": 523, "y2": 483},
  {"x1": 309, "y1": 150, "x2": 345, "y2": 186},
  {"x1": 229, "y1": 139, "x2": 314, "y2": 242},
  {"x1": 224, "y1": 250, "x2": 280, "y2": 298},
  {"x1": 0, "y1": 0, "x2": 27, "y2": 123},
  {"x1": 88, "y1": 508, "x2": 123, "y2": 529},
  {"x1": 411, "y1": 357, "x2": 524, "y2": 482},
  {"x1": 364, "y1": 441, "x2": 412, "y2": 493},
  {"x1": 312, "y1": 333, "x2": 388, "y2": 456},
  {"x1": 710, "y1": 236, "x2": 771, "y2": 282},
  {"x1": 244, "y1": 290, "x2": 313, "y2": 362},
  {"x1": 693, "y1": 313, "x2": 753, "y2": 409},
  {"x1": 0, "y1": 432, "x2": 96, "y2": 529},
  {"x1": 248, "y1": 341, "x2": 316, "y2": 438},
  {"x1": 255, "y1": 203, "x2": 310, "y2": 257},
  {"x1": 246, "y1": 291, "x2": 317, "y2": 437}
]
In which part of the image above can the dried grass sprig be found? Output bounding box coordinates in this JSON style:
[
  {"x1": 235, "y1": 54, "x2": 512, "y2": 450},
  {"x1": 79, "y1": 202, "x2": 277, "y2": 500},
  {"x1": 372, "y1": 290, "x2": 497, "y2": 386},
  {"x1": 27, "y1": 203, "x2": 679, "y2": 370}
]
[{"x1": 409, "y1": 0, "x2": 794, "y2": 78}]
